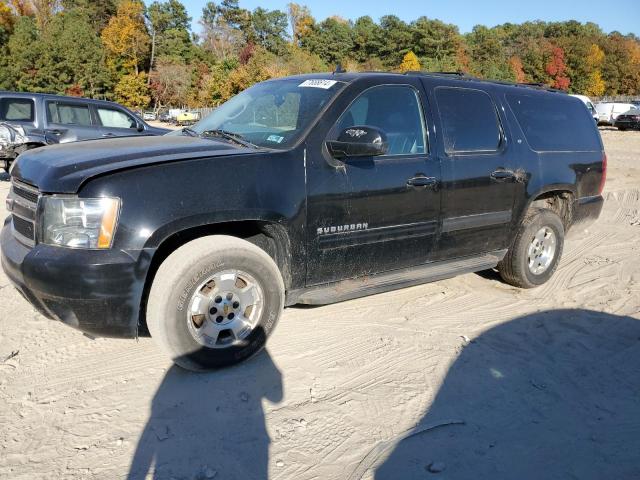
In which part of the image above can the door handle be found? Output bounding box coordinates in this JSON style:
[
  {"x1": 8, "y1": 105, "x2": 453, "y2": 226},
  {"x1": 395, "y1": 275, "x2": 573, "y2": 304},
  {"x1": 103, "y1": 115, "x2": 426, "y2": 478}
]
[
  {"x1": 101, "y1": 133, "x2": 116, "y2": 137},
  {"x1": 407, "y1": 175, "x2": 438, "y2": 189},
  {"x1": 46, "y1": 129, "x2": 63, "y2": 136},
  {"x1": 490, "y1": 169, "x2": 516, "y2": 182}
]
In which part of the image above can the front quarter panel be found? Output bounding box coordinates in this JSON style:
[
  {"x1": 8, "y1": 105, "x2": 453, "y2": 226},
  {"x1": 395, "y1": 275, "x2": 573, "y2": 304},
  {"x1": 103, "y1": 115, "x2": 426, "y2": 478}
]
[{"x1": 78, "y1": 147, "x2": 307, "y2": 279}]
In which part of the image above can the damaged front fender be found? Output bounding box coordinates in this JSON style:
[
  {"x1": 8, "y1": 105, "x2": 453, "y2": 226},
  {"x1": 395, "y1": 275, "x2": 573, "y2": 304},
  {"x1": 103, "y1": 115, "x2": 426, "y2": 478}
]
[{"x1": 0, "y1": 122, "x2": 49, "y2": 163}]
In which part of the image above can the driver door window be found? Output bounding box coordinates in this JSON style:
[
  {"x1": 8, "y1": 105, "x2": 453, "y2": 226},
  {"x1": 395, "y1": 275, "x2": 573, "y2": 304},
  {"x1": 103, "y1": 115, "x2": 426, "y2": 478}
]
[{"x1": 333, "y1": 85, "x2": 428, "y2": 155}]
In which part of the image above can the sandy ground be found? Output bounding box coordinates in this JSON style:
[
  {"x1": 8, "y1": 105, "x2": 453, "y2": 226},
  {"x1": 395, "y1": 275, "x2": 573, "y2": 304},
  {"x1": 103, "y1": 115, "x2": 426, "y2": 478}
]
[{"x1": 0, "y1": 129, "x2": 638, "y2": 480}]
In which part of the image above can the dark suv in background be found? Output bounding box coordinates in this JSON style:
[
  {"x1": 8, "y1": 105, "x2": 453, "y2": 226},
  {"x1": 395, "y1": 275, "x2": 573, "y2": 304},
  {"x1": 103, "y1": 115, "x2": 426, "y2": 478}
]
[{"x1": 0, "y1": 92, "x2": 169, "y2": 171}]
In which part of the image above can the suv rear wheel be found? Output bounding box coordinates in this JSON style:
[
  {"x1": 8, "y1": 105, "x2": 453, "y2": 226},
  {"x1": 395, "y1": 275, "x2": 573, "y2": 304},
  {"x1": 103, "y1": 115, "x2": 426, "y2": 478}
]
[
  {"x1": 147, "y1": 235, "x2": 285, "y2": 371},
  {"x1": 498, "y1": 208, "x2": 564, "y2": 288}
]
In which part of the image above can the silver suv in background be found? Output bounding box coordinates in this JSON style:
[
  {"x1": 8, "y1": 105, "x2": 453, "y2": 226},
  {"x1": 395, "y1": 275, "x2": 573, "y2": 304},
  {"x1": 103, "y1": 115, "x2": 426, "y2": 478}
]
[{"x1": 0, "y1": 92, "x2": 170, "y2": 172}]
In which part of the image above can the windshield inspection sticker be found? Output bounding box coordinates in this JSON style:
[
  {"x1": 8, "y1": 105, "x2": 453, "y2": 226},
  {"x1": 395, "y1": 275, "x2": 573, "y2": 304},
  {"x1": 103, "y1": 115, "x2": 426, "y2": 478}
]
[
  {"x1": 266, "y1": 134, "x2": 285, "y2": 144},
  {"x1": 299, "y1": 79, "x2": 338, "y2": 89}
]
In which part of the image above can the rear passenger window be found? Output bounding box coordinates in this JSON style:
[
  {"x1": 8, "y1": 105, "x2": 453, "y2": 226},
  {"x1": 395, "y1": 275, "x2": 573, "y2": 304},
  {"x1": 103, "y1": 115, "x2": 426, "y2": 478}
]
[
  {"x1": 507, "y1": 93, "x2": 601, "y2": 152},
  {"x1": 0, "y1": 98, "x2": 34, "y2": 122},
  {"x1": 47, "y1": 102, "x2": 92, "y2": 126},
  {"x1": 435, "y1": 87, "x2": 502, "y2": 154},
  {"x1": 334, "y1": 85, "x2": 428, "y2": 155}
]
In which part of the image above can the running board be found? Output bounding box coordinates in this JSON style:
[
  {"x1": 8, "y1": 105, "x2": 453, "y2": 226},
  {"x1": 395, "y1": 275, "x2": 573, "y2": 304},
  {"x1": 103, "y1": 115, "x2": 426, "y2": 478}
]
[{"x1": 286, "y1": 250, "x2": 507, "y2": 306}]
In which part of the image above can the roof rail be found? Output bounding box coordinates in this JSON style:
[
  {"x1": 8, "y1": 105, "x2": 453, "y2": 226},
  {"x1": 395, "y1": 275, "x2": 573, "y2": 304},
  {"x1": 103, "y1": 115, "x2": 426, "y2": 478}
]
[{"x1": 404, "y1": 70, "x2": 467, "y2": 77}]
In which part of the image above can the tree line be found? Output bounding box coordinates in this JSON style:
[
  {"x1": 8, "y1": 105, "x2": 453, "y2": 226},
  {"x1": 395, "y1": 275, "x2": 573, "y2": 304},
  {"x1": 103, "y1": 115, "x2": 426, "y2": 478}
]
[{"x1": 0, "y1": 0, "x2": 638, "y2": 111}]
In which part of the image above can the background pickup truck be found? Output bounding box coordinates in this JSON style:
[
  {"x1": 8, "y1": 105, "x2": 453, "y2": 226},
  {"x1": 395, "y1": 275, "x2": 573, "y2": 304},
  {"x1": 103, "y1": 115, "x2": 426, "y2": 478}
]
[
  {"x1": 0, "y1": 91, "x2": 170, "y2": 171},
  {"x1": 1, "y1": 72, "x2": 605, "y2": 371}
]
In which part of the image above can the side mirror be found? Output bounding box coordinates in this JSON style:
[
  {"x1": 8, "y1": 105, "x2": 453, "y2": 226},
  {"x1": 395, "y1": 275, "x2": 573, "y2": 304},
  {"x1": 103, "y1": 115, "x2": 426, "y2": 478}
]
[
  {"x1": 326, "y1": 126, "x2": 388, "y2": 159},
  {"x1": 136, "y1": 120, "x2": 145, "y2": 132}
]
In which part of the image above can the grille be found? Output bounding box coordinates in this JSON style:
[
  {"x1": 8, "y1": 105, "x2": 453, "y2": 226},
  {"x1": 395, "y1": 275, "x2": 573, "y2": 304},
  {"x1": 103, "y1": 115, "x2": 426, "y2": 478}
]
[
  {"x1": 12, "y1": 183, "x2": 39, "y2": 203},
  {"x1": 12, "y1": 214, "x2": 35, "y2": 240},
  {"x1": 9, "y1": 179, "x2": 39, "y2": 247}
]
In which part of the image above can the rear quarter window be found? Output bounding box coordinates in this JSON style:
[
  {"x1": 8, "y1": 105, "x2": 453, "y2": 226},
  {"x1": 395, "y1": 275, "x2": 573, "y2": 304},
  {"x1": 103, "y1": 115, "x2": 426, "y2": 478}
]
[
  {"x1": 506, "y1": 93, "x2": 601, "y2": 152},
  {"x1": 0, "y1": 98, "x2": 34, "y2": 122}
]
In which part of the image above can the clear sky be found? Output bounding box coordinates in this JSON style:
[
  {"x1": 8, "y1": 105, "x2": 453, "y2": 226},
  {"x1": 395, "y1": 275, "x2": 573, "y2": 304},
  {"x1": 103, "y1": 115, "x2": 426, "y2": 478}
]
[{"x1": 177, "y1": 0, "x2": 640, "y2": 37}]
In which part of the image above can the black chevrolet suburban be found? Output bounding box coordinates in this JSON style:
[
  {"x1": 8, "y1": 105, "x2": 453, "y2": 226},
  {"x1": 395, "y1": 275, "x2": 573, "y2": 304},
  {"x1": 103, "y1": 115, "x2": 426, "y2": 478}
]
[{"x1": 1, "y1": 72, "x2": 605, "y2": 371}]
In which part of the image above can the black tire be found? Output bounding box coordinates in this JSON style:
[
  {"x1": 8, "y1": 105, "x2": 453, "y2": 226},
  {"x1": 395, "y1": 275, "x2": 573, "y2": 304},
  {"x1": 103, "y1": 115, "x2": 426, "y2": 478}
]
[
  {"x1": 498, "y1": 208, "x2": 564, "y2": 289},
  {"x1": 147, "y1": 235, "x2": 285, "y2": 371}
]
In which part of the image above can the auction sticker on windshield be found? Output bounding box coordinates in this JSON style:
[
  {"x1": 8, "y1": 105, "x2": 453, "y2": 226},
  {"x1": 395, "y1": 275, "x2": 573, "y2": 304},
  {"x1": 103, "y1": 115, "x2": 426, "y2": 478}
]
[{"x1": 299, "y1": 79, "x2": 338, "y2": 89}]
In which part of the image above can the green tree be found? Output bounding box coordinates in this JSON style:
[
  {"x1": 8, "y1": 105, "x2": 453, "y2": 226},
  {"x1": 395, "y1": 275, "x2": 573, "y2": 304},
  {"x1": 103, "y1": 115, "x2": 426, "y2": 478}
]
[
  {"x1": 466, "y1": 25, "x2": 513, "y2": 80},
  {"x1": 148, "y1": 0, "x2": 193, "y2": 68},
  {"x1": 4, "y1": 16, "x2": 40, "y2": 91},
  {"x1": 412, "y1": 17, "x2": 462, "y2": 71},
  {"x1": 36, "y1": 9, "x2": 110, "y2": 96},
  {"x1": 302, "y1": 16, "x2": 353, "y2": 65},
  {"x1": 250, "y1": 7, "x2": 288, "y2": 55},
  {"x1": 378, "y1": 15, "x2": 413, "y2": 66},
  {"x1": 352, "y1": 16, "x2": 384, "y2": 63},
  {"x1": 61, "y1": 0, "x2": 117, "y2": 33}
]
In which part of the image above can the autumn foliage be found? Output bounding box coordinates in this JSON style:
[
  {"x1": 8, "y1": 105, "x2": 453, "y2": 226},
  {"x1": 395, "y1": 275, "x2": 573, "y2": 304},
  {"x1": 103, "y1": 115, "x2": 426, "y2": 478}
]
[
  {"x1": 0, "y1": 1, "x2": 638, "y2": 110},
  {"x1": 545, "y1": 46, "x2": 570, "y2": 90}
]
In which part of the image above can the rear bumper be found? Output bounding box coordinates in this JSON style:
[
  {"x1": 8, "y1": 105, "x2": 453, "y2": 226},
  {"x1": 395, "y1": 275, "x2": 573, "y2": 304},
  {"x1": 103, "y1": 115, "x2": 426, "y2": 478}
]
[
  {"x1": 572, "y1": 195, "x2": 604, "y2": 229},
  {"x1": 0, "y1": 218, "x2": 153, "y2": 338}
]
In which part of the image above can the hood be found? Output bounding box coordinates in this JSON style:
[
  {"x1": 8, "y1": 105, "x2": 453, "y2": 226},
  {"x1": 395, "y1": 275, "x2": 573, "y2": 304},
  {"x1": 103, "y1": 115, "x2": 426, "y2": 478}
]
[{"x1": 11, "y1": 135, "x2": 255, "y2": 193}]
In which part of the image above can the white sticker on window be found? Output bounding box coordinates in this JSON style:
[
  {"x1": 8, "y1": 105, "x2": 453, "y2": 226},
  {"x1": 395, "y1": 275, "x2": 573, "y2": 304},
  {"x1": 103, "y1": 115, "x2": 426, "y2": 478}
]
[
  {"x1": 266, "y1": 134, "x2": 284, "y2": 143},
  {"x1": 299, "y1": 79, "x2": 338, "y2": 89}
]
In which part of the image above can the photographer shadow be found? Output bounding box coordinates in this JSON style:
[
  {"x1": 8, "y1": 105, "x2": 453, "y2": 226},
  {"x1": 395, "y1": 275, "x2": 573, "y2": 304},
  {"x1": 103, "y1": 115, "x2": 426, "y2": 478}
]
[
  {"x1": 127, "y1": 350, "x2": 282, "y2": 480},
  {"x1": 372, "y1": 309, "x2": 640, "y2": 479}
]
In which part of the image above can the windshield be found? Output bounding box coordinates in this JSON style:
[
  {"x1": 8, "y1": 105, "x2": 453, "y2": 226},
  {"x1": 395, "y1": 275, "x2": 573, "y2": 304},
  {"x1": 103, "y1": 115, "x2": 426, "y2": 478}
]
[{"x1": 190, "y1": 78, "x2": 345, "y2": 149}]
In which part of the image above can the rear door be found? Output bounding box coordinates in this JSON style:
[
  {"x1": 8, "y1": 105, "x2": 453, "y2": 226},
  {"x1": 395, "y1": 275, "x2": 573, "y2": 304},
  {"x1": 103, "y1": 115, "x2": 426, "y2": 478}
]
[
  {"x1": 305, "y1": 79, "x2": 441, "y2": 285},
  {"x1": 94, "y1": 105, "x2": 143, "y2": 138},
  {"x1": 424, "y1": 83, "x2": 517, "y2": 260},
  {"x1": 44, "y1": 100, "x2": 98, "y2": 143}
]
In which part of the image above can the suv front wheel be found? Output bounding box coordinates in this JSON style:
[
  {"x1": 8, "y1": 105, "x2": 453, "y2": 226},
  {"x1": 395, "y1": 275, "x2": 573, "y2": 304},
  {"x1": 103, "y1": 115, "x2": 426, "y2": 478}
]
[
  {"x1": 498, "y1": 208, "x2": 565, "y2": 288},
  {"x1": 147, "y1": 235, "x2": 285, "y2": 371}
]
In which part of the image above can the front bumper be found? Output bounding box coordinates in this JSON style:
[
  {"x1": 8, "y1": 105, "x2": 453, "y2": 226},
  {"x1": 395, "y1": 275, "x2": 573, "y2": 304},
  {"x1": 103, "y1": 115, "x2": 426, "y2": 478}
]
[
  {"x1": 572, "y1": 195, "x2": 604, "y2": 230},
  {"x1": 0, "y1": 218, "x2": 153, "y2": 338}
]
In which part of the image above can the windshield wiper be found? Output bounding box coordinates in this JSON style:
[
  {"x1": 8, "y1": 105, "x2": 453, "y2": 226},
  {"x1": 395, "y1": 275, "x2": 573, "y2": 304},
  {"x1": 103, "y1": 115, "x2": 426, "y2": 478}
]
[
  {"x1": 180, "y1": 127, "x2": 199, "y2": 137},
  {"x1": 199, "y1": 129, "x2": 260, "y2": 149}
]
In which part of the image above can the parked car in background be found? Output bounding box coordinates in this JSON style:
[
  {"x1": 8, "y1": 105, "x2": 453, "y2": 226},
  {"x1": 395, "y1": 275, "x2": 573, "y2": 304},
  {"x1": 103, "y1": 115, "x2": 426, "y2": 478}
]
[
  {"x1": 158, "y1": 111, "x2": 172, "y2": 122},
  {"x1": 614, "y1": 108, "x2": 640, "y2": 131},
  {"x1": 143, "y1": 111, "x2": 156, "y2": 121},
  {"x1": 595, "y1": 102, "x2": 636, "y2": 125},
  {"x1": 176, "y1": 110, "x2": 200, "y2": 126},
  {"x1": 0, "y1": 92, "x2": 170, "y2": 171},
  {"x1": 570, "y1": 94, "x2": 598, "y2": 122}
]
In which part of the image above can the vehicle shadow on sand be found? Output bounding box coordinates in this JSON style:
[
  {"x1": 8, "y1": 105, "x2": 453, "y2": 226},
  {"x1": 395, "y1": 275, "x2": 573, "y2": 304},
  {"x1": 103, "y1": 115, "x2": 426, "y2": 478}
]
[
  {"x1": 364, "y1": 309, "x2": 640, "y2": 480},
  {"x1": 127, "y1": 350, "x2": 282, "y2": 480}
]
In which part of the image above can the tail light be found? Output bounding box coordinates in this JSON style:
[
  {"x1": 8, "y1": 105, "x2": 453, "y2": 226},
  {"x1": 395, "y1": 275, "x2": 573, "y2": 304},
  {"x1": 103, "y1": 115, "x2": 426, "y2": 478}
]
[{"x1": 599, "y1": 152, "x2": 607, "y2": 195}]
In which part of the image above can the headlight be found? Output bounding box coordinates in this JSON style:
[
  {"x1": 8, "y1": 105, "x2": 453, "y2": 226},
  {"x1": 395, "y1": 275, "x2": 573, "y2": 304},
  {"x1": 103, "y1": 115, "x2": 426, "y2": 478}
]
[{"x1": 41, "y1": 196, "x2": 120, "y2": 249}]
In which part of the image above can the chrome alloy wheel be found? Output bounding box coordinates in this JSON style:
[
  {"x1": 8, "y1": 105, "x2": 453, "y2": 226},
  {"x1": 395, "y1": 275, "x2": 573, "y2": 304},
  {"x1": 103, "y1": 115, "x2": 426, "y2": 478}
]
[
  {"x1": 187, "y1": 269, "x2": 264, "y2": 348},
  {"x1": 527, "y1": 227, "x2": 557, "y2": 275}
]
